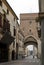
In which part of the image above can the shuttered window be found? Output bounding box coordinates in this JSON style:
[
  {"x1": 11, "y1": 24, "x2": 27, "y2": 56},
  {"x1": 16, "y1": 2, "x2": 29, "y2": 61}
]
[{"x1": 3, "y1": 19, "x2": 10, "y2": 32}]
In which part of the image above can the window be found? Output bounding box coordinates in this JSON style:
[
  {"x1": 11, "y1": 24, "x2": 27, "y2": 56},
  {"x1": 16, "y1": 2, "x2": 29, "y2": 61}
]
[
  {"x1": 14, "y1": 17, "x2": 15, "y2": 21},
  {"x1": 4, "y1": 14, "x2": 6, "y2": 19},
  {"x1": 13, "y1": 41, "x2": 15, "y2": 48},
  {"x1": 40, "y1": 21, "x2": 41, "y2": 25},
  {"x1": 14, "y1": 28, "x2": 16, "y2": 36},
  {"x1": 7, "y1": 20, "x2": 10, "y2": 32},
  {"x1": 3, "y1": 19, "x2": 10, "y2": 32},
  {"x1": 38, "y1": 29, "x2": 41, "y2": 38},
  {"x1": 0, "y1": 0, "x2": 2, "y2": 7},
  {"x1": 30, "y1": 21, "x2": 32, "y2": 24},
  {"x1": 7, "y1": 9, "x2": 9, "y2": 14},
  {"x1": 0, "y1": 15, "x2": 2, "y2": 27},
  {"x1": 30, "y1": 29, "x2": 31, "y2": 32},
  {"x1": 29, "y1": 21, "x2": 32, "y2": 24}
]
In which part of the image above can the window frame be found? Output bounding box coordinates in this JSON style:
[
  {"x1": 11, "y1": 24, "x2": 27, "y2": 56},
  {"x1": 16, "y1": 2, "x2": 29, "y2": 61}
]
[{"x1": 0, "y1": 0, "x2": 2, "y2": 7}]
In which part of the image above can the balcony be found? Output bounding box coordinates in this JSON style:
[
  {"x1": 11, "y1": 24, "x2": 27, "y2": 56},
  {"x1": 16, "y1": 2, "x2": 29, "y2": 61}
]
[
  {"x1": 0, "y1": 26, "x2": 15, "y2": 45},
  {"x1": 0, "y1": 14, "x2": 9, "y2": 34},
  {"x1": 0, "y1": 18, "x2": 10, "y2": 34},
  {"x1": 0, "y1": 14, "x2": 15, "y2": 46}
]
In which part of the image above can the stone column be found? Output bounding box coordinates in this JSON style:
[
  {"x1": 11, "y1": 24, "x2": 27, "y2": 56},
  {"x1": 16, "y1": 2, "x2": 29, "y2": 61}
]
[
  {"x1": 33, "y1": 46, "x2": 37, "y2": 58},
  {"x1": 41, "y1": 19, "x2": 44, "y2": 65},
  {"x1": 39, "y1": 0, "x2": 44, "y2": 63},
  {"x1": 8, "y1": 49, "x2": 12, "y2": 61},
  {"x1": 39, "y1": 0, "x2": 44, "y2": 12},
  {"x1": 37, "y1": 40, "x2": 41, "y2": 59}
]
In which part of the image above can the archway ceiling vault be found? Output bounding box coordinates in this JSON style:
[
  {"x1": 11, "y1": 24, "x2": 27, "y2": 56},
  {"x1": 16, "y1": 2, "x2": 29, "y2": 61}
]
[
  {"x1": 24, "y1": 37, "x2": 37, "y2": 43},
  {"x1": 24, "y1": 36, "x2": 38, "y2": 47}
]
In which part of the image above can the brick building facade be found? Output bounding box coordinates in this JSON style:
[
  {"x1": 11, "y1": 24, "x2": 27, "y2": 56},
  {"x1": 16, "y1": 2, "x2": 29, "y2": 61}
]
[{"x1": 20, "y1": 13, "x2": 41, "y2": 58}]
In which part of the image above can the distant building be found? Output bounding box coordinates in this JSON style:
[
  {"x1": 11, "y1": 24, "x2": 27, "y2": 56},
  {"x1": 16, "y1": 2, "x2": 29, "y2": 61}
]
[
  {"x1": 18, "y1": 28, "x2": 25, "y2": 59},
  {"x1": 20, "y1": 13, "x2": 41, "y2": 58}
]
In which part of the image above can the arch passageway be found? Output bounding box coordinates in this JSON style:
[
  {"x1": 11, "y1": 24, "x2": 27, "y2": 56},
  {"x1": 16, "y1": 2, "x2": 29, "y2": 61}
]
[{"x1": 24, "y1": 36, "x2": 39, "y2": 59}]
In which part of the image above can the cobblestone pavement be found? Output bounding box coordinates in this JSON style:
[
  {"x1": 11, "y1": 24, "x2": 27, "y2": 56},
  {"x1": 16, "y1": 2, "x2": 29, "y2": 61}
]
[
  {"x1": 0, "y1": 59, "x2": 41, "y2": 65},
  {"x1": 0, "y1": 56, "x2": 41, "y2": 65}
]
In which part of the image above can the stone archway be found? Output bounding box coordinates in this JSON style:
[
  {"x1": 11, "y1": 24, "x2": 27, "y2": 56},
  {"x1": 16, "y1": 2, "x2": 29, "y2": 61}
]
[
  {"x1": 24, "y1": 36, "x2": 38, "y2": 58},
  {"x1": 24, "y1": 36, "x2": 38, "y2": 47}
]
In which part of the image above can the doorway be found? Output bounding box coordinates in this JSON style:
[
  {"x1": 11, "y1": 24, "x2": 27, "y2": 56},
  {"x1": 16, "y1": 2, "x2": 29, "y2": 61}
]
[{"x1": 12, "y1": 50, "x2": 15, "y2": 60}]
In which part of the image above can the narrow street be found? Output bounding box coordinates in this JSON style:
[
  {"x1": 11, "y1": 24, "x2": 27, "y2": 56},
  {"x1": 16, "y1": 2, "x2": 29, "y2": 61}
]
[{"x1": 0, "y1": 56, "x2": 41, "y2": 65}]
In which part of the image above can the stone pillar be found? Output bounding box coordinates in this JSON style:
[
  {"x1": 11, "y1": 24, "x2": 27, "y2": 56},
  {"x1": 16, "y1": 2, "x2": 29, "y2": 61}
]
[
  {"x1": 8, "y1": 49, "x2": 12, "y2": 61},
  {"x1": 41, "y1": 19, "x2": 44, "y2": 65},
  {"x1": 39, "y1": 0, "x2": 44, "y2": 64},
  {"x1": 37, "y1": 40, "x2": 41, "y2": 59},
  {"x1": 39, "y1": 0, "x2": 44, "y2": 12},
  {"x1": 33, "y1": 46, "x2": 37, "y2": 57}
]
